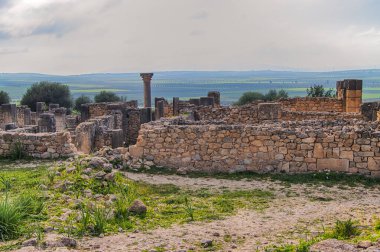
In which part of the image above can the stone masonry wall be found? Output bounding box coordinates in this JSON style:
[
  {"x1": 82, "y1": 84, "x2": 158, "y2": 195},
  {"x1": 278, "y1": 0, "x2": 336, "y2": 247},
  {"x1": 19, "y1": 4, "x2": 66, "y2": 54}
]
[
  {"x1": 131, "y1": 119, "x2": 380, "y2": 177},
  {"x1": 0, "y1": 131, "x2": 76, "y2": 158},
  {"x1": 194, "y1": 103, "x2": 360, "y2": 124},
  {"x1": 279, "y1": 97, "x2": 344, "y2": 112}
]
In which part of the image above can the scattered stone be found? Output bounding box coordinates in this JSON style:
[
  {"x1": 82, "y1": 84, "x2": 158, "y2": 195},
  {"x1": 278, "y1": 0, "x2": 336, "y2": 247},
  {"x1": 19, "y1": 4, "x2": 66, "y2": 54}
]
[
  {"x1": 201, "y1": 240, "x2": 213, "y2": 248},
  {"x1": 357, "y1": 241, "x2": 373, "y2": 249},
  {"x1": 128, "y1": 199, "x2": 147, "y2": 215},
  {"x1": 310, "y1": 239, "x2": 358, "y2": 252},
  {"x1": 22, "y1": 238, "x2": 37, "y2": 247}
]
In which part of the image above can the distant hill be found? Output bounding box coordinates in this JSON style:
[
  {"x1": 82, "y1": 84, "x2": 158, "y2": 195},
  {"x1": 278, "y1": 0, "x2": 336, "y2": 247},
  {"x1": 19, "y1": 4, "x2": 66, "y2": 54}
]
[{"x1": 1, "y1": 70, "x2": 380, "y2": 105}]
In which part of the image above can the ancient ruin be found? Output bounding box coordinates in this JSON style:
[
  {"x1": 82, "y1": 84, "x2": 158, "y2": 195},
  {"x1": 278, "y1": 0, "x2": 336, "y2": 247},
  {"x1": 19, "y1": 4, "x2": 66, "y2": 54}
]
[{"x1": 1, "y1": 76, "x2": 380, "y2": 177}]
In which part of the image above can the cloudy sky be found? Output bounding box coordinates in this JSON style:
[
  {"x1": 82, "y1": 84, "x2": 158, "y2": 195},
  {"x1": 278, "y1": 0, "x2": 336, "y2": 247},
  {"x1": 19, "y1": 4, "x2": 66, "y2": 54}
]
[{"x1": 0, "y1": 0, "x2": 380, "y2": 74}]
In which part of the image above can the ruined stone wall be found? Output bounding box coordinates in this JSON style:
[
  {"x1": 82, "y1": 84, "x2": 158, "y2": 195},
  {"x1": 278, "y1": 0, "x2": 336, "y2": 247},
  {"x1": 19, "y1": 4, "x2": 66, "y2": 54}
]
[
  {"x1": 193, "y1": 103, "x2": 359, "y2": 123},
  {"x1": 81, "y1": 101, "x2": 138, "y2": 121},
  {"x1": 131, "y1": 119, "x2": 380, "y2": 177},
  {"x1": 279, "y1": 97, "x2": 344, "y2": 112},
  {"x1": 0, "y1": 131, "x2": 76, "y2": 158}
]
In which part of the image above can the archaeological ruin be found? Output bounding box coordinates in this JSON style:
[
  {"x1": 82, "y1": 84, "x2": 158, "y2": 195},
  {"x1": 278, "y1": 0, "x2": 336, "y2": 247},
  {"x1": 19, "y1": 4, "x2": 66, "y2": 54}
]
[{"x1": 1, "y1": 76, "x2": 380, "y2": 177}]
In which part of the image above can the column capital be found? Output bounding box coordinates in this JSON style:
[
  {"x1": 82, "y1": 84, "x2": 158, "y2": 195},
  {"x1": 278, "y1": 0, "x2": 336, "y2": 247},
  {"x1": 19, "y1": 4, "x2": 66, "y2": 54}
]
[{"x1": 140, "y1": 73, "x2": 154, "y2": 80}]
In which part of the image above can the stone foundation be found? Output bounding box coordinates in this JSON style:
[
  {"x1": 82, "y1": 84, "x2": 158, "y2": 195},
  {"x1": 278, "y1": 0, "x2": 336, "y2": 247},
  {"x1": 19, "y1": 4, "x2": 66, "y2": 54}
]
[
  {"x1": 131, "y1": 118, "x2": 380, "y2": 177},
  {"x1": 0, "y1": 131, "x2": 76, "y2": 158}
]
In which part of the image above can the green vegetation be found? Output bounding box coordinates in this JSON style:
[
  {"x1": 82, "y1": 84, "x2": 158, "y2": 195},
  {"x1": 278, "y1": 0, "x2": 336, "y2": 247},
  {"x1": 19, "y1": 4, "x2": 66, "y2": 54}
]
[
  {"x1": 20, "y1": 82, "x2": 73, "y2": 111},
  {"x1": 306, "y1": 84, "x2": 335, "y2": 98},
  {"x1": 74, "y1": 95, "x2": 93, "y2": 111},
  {"x1": 235, "y1": 89, "x2": 288, "y2": 105},
  {"x1": 331, "y1": 219, "x2": 359, "y2": 239},
  {"x1": 8, "y1": 141, "x2": 26, "y2": 160},
  {"x1": 0, "y1": 159, "x2": 273, "y2": 248},
  {"x1": 0, "y1": 91, "x2": 10, "y2": 105},
  {"x1": 94, "y1": 91, "x2": 122, "y2": 103}
]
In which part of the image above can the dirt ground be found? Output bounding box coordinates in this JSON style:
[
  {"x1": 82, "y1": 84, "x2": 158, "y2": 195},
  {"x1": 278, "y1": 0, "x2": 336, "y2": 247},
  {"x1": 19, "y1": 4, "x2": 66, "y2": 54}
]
[{"x1": 55, "y1": 172, "x2": 379, "y2": 252}]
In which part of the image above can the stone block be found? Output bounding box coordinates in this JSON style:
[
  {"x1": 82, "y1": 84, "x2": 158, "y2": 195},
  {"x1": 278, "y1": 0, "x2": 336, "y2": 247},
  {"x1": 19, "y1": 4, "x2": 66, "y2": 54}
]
[
  {"x1": 257, "y1": 103, "x2": 281, "y2": 121},
  {"x1": 316, "y1": 158, "x2": 349, "y2": 172}
]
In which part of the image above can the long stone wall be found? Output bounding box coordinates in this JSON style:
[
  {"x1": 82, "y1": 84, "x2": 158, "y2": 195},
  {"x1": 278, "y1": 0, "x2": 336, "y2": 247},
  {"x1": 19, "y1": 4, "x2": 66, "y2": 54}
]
[
  {"x1": 279, "y1": 97, "x2": 344, "y2": 112},
  {"x1": 0, "y1": 131, "x2": 76, "y2": 158},
  {"x1": 131, "y1": 119, "x2": 380, "y2": 177},
  {"x1": 194, "y1": 103, "x2": 361, "y2": 124}
]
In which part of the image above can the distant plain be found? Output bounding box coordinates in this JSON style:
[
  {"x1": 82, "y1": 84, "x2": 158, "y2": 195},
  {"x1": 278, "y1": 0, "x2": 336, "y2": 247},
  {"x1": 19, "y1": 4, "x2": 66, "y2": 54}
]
[{"x1": 1, "y1": 70, "x2": 380, "y2": 106}]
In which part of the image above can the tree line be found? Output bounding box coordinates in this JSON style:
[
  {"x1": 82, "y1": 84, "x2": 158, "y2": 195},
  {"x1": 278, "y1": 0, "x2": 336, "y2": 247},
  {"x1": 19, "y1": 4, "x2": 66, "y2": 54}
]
[
  {"x1": 0, "y1": 81, "x2": 124, "y2": 112},
  {"x1": 0, "y1": 81, "x2": 336, "y2": 110}
]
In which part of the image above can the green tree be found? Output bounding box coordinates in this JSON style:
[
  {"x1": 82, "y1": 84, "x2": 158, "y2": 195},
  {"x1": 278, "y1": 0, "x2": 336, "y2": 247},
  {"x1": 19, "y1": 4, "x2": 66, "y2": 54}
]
[
  {"x1": 0, "y1": 91, "x2": 10, "y2": 105},
  {"x1": 306, "y1": 84, "x2": 335, "y2": 97},
  {"x1": 94, "y1": 91, "x2": 121, "y2": 103},
  {"x1": 20, "y1": 82, "x2": 72, "y2": 111},
  {"x1": 235, "y1": 92, "x2": 265, "y2": 105},
  {"x1": 235, "y1": 89, "x2": 288, "y2": 106},
  {"x1": 74, "y1": 95, "x2": 93, "y2": 111}
]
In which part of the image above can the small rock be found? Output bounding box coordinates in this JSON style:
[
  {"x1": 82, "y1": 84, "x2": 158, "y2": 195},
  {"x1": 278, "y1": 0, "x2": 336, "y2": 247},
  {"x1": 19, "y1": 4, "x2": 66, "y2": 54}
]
[
  {"x1": 201, "y1": 240, "x2": 213, "y2": 248},
  {"x1": 128, "y1": 200, "x2": 147, "y2": 215},
  {"x1": 66, "y1": 167, "x2": 76, "y2": 174},
  {"x1": 104, "y1": 172, "x2": 116, "y2": 181},
  {"x1": 89, "y1": 157, "x2": 108, "y2": 169},
  {"x1": 83, "y1": 168, "x2": 92, "y2": 175},
  {"x1": 103, "y1": 163, "x2": 113, "y2": 173},
  {"x1": 310, "y1": 239, "x2": 358, "y2": 252},
  {"x1": 176, "y1": 167, "x2": 188, "y2": 175},
  {"x1": 39, "y1": 184, "x2": 48, "y2": 190},
  {"x1": 212, "y1": 232, "x2": 220, "y2": 237},
  {"x1": 94, "y1": 171, "x2": 106, "y2": 179},
  {"x1": 22, "y1": 238, "x2": 37, "y2": 247},
  {"x1": 60, "y1": 237, "x2": 77, "y2": 248},
  {"x1": 357, "y1": 241, "x2": 372, "y2": 249}
]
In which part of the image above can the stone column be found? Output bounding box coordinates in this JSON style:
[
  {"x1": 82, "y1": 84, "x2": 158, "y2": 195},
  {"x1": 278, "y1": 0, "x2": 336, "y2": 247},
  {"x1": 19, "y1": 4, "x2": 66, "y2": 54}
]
[
  {"x1": 36, "y1": 102, "x2": 46, "y2": 116},
  {"x1": 38, "y1": 113, "x2": 56, "y2": 132},
  {"x1": 54, "y1": 108, "x2": 67, "y2": 132},
  {"x1": 208, "y1": 91, "x2": 220, "y2": 106},
  {"x1": 140, "y1": 73, "x2": 154, "y2": 108},
  {"x1": 173, "y1": 97, "x2": 180, "y2": 116},
  {"x1": 343, "y1": 79, "x2": 362, "y2": 113}
]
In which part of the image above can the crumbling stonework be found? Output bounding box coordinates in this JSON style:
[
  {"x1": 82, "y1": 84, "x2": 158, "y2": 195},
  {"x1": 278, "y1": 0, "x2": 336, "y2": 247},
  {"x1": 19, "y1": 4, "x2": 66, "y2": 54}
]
[
  {"x1": 131, "y1": 118, "x2": 380, "y2": 177},
  {"x1": 0, "y1": 131, "x2": 76, "y2": 158},
  {"x1": 279, "y1": 97, "x2": 344, "y2": 112}
]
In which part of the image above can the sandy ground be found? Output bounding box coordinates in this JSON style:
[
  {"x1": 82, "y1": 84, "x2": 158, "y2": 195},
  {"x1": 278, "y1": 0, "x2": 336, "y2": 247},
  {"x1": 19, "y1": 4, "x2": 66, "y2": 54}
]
[{"x1": 74, "y1": 173, "x2": 380, "y2": 252}]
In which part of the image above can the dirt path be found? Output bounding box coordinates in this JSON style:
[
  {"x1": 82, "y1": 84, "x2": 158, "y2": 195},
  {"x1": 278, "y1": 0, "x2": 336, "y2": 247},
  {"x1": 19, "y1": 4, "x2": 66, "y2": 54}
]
[{"x1": 72, "y1": 173, "x2": 380, "y2": 252}]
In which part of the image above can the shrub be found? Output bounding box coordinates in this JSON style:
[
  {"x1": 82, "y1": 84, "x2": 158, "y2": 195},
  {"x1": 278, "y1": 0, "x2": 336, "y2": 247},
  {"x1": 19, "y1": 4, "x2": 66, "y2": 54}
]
[
  {"x1": 183, "y1": 197, "x2": 195, "y2": 221},
  {"x1": 20, "y1": 82, "x2": 73, "y2": 111},
  {"x1": 94, "y1": 91, "x2": 121, "y2": 103},
  {"x1": 235, "y1": 92, "x2": 265, "y2": 105},
  {"x1": 0, "y1": 199, "x2": 22, "y2": 241},
  {"x1": 93, "y1": 206, "x2": 109, "y2": 236},
  {"x1": 74, "y1": 95, "x2": 92, "y2": 111},
  {"x1": 0, "y1": 91, "x2": 10, "y2": 105},
  {"x1": 306, "y1": 84, "x2": 335, "y2": 97},
  {"x1": 332, "y1": 219, "x2": 359, "y2": 239},
  {"x1": 235, "y1": 89, "x2": 288, "y2": 106},
  {"x1": 9, "y1": 141, "x2": 26, "y2": 160}
]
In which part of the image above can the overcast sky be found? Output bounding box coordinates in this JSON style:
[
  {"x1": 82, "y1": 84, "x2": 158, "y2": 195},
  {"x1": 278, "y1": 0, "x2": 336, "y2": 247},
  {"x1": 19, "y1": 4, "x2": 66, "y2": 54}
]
[{"x1": 0, "y1": 0, "x2": 380, "y2": 74}]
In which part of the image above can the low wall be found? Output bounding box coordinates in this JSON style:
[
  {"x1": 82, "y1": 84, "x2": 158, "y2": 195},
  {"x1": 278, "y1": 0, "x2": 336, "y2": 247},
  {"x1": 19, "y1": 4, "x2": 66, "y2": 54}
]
[
  {"x1": 194, "y1": 103, "x2": 360, "y2": 124},
  {"x1": 279, "y1": 97, "x2": 343, "y2": 112},
  {"x1": 0, "y1": 131, "x2": 76, "y2": 158},
  {"x1": 131, "y1": 119, "x2": 380, "y2": 177}
]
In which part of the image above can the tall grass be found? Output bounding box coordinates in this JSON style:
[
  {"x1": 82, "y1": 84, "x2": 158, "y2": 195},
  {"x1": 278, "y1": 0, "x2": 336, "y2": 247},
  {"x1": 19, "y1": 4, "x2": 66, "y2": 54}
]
[
  {"x1": 9, "y1": 141, "x2": 26, "y2": 160},
  {"x1": 0, "y1": 199, "x2": 22, "y2": 241},
  {"x1": 332, "y1": 219, "x2": 359, "y2": 239},
  {"x1": 93, "y1": 206, "x2": 109, "y2": 236}
]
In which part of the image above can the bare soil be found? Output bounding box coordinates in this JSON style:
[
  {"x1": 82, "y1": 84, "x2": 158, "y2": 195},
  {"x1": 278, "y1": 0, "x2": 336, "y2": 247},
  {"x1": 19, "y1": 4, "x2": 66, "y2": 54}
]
[{"x1": 15, "y1": 172, "x2": 380, "y2": 252}]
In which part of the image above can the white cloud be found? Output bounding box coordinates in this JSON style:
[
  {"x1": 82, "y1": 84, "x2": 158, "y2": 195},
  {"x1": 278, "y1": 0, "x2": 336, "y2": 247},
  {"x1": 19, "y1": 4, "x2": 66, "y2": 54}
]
[{"x1": 0, "y1": 0, "x2": 379, "y2": 74}]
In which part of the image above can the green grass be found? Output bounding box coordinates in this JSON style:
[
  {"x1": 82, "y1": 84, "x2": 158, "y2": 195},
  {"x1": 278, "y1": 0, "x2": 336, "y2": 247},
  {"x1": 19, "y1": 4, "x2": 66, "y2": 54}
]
[{"x1": 0, "y1": 159, "x2": 274, "y2": 249}]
